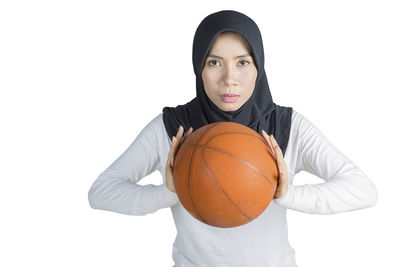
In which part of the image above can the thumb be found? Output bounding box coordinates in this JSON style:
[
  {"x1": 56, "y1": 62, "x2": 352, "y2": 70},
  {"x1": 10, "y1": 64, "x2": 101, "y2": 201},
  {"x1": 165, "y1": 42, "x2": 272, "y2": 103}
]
[{"x1": 166, "y1": 159, "x2": 173, "y2": 173}]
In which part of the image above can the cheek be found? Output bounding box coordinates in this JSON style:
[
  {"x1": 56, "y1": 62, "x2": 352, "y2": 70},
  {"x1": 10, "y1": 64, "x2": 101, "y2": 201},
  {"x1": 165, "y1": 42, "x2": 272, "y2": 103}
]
[
  {"x1": 240, "y1": 68, "x2": 257, "y2": 97},
  {"x1": 249, "y1": 66, "x2": 258, "y2": 80},
  {"x1": 202, "y1": 70, "x2": 218, "y2": 101},
  {"x1": 240, "y1": 68, "x2": 257, "y2": 86},
  {"x1": 202, "y1": 69, "x2": 220, "y2": 86}
]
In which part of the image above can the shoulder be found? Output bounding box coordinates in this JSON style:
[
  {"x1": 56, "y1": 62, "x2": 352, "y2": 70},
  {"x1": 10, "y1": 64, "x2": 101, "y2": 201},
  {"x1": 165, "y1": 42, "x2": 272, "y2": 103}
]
[
  {"x1": 141, "y1": 112, "x2": 165, "y2": 134},
  {"x1": 149, "y1": 112, "x2": 165, "y2": 130},
  {"x1": 135, "y1": 112, "x2": 171, "y2": 159},
  {"x1": 288, "y1": 109, "x2": 334, "y2": 159},
  {"x1": 289, "y1": 109, "x2": 321, "y2": 139},
  {"x1": 285, "y1": 109, "x2": 324, "y2": 165},
  {"x1": 147, "y1": 112, "x2": 171, "y2": 146},
  {"x1": 291, "y1": 109, "x2": 309, "y2": 129},
  {"x1": 135, "y1": 112, "x2": 168, "y2": 148}
]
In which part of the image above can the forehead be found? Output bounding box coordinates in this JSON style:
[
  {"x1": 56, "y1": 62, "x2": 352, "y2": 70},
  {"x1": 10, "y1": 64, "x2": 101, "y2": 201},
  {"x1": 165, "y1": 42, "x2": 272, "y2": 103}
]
[{"x1": 208, "y1": 31, "x2": 251, "y2": 55}]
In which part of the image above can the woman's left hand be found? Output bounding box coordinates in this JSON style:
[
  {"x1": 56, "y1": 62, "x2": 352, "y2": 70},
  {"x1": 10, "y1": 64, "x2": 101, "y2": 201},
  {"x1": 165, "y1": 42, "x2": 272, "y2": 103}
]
[{"x1": 262, "y1": 130, "x2": 289, "y2": 199}]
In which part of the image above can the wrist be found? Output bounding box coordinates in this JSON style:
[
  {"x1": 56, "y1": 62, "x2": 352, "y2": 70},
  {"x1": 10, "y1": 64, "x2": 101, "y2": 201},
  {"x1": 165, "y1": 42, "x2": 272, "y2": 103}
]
[
  {"x1": 273, "y1": 183, "x2": 292, "y2": 205},
  {"x1": 166, "y1": 181, "x2": 175, "y2": 193},
  {"x1": 274, "y1": 182, "x2": 288, "y2": 198}
]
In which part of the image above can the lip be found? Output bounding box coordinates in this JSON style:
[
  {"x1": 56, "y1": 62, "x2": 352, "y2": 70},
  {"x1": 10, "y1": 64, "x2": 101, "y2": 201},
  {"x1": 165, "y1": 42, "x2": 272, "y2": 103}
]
[{"x1": 220, "y1": 94, "x2": 239, "y2": 103}]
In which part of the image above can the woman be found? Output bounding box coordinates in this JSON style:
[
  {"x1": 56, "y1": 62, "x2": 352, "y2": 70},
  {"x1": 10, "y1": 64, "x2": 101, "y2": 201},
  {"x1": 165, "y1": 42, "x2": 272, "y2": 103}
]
[{"x1": 88, "y1": 10, "x2": 377, "y2": 267}]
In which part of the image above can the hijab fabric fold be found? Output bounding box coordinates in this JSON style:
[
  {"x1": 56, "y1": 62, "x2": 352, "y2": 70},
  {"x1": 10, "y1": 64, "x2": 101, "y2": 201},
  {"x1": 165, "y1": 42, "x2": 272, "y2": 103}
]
[{"x1": 162, "y1": 10, "x2": 292, "y2": 155}]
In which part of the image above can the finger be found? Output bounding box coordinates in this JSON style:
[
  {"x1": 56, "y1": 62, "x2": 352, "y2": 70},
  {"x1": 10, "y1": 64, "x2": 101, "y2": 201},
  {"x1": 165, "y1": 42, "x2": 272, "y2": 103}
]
[
  {"x1": 261, "y1": 130, "x2": 272, "y2": 150},
  {"x1": 166, "y1": 159, "x2": 173, "y2": 179},
  {"x1": 269, "y1": 144, "x2": 284, "y2": 184},
  {"x1": 174, "y1": 125, "x2": 185, "y2": 149},
  {"x1": 262, "y1": 130, "x2": 275, "y2": 159},
  {"x1": 176, "y1": 125, "x2": 184, "y2": 141},
  {"x1": 170, "y1": 126, "x2": 183, "y2": 152},
  {"x1": 187, "y1": 126, "x2": 193, "y2": 136},
  {"x1": 267, "y1": 135, "x2": 277, "y2": 160},
  {"x1": 270, "y1": 135, "x2": 284, "y2": 161},
  {"x1": 166, "y1": 158, "x2": 172, "y2": 169},
  {"x1": 168, "y1": 136, "x2": 179, "y2": 166},
  {"x1": 270, "y1": 141, "x2": 282, "y2": 168},
  {"x1": 270, "y1": 135, "x2": 287, "y2": 173},
  {"x1": 168, "y1": 136, "x2": 176, "y2": 156},
  {"x1": 181, "y1": 127, "x2": 193, "y2": 144},
  {"x1": 168, "y1": 136, "x2": 179, "y2": 157},
  {"x1": 169, "y1": 125, "x2": 185, "y2": 166},
  {"x1": 261, "y1": 130, "x2": 268, "y2": 142}
]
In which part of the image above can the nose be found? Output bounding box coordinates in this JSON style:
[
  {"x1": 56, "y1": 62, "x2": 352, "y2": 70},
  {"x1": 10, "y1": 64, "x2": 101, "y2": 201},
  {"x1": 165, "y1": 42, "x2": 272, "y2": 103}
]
[{"x1": 221, "y1": 64, "x2": 238, "y2": 86}]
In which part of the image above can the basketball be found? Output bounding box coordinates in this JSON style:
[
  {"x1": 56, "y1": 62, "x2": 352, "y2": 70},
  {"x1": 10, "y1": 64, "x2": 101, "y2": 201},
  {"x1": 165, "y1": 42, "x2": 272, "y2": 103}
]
[{"x1": 172, "y1": 121, "x2": 278, "y2": 228}]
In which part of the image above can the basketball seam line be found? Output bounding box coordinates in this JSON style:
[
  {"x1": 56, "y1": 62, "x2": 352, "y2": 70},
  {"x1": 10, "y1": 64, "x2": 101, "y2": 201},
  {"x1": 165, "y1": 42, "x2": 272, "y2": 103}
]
[
  {"x1": 207, "y1": 131, "x2": 275, "y2": 159},
  {"x1": 187, "y1": 131, "x2": 275, "y2": 159},
  {"x1": 187, "y1": 123, "x2": 219, "y2": 224},
  {"x1": 203, "y1": 131, "x2": 276, "y2": 186},
  {"x1": 201, "y1": 151, "x2": 254, "y2": 222},
  {"x1": 197, "y1": 144, "x2": 274, "y2": 187}
]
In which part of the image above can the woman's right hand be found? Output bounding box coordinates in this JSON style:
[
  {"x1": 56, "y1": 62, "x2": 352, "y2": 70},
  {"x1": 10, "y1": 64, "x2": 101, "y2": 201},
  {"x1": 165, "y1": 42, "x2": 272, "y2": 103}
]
[{"x1": 165, "y1": 125, "x2": 193, "y2": 192}]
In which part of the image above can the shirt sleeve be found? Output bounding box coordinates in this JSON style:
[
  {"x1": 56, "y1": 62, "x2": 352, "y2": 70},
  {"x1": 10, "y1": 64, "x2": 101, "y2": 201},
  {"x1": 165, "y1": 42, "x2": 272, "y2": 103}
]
[
  {"x1": 273, "y1": 111, "x2": 378, "y2": 214},
  {"x1": 88, "y1": 113, "x2": 179, "y2": 215}
]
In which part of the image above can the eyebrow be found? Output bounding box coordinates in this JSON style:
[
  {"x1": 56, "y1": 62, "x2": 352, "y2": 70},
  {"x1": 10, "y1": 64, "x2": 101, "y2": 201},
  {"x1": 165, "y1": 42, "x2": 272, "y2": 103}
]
[{"x1": 207, "y1": 54, "x2": 251, "y2": 59}]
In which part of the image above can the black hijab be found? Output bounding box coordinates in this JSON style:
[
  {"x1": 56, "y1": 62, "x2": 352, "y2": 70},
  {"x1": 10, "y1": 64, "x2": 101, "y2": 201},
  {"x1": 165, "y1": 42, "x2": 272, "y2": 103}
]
[{"x1": 162, "y1": 10, "x2": 292, "y2": 155}]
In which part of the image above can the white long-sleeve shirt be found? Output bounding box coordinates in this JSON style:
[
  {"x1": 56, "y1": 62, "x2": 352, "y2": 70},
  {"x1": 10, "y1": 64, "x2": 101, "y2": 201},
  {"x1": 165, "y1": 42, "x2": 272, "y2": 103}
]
[{"x1": 88, "y1": 109, "x2": 377, "y2": 267}]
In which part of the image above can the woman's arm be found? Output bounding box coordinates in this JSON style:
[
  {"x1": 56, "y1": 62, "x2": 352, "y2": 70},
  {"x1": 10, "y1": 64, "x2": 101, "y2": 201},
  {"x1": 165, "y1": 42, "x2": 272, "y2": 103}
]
[
  {"x1": 274, "y1": 111, "x2": 378, "y2": 214},
  {"x1": 88, "y1": 113, "x2": 178, "y2": 215}
]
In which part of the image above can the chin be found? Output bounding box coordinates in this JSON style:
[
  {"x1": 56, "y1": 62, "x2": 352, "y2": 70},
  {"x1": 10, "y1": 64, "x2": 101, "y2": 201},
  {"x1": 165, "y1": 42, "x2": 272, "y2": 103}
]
[{"x1": 219, "y1": 103, "x2": 239, "y2": 112}]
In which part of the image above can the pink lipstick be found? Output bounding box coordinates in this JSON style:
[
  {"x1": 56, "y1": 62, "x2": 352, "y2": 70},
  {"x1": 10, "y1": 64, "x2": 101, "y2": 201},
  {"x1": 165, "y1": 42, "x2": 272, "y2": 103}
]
[{"x1": 221, "y1": 94, "x2": 239, "y2": 103}]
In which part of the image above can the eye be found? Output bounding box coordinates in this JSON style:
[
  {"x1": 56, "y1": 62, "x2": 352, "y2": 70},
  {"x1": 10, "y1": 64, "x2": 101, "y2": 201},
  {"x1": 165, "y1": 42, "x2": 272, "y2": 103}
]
[
  {"x1": 238, "y1": 60, "x2": 250, "y2": 66},
  {"x1": 208, "y1": 60, "x2": 220, "y2": 66}
]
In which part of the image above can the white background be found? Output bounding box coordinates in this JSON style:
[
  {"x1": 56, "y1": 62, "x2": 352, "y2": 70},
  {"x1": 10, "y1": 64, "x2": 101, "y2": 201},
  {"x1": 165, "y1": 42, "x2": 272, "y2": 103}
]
[{"x1": 1, "y1": 0, "x2": 399, "y2": 266}]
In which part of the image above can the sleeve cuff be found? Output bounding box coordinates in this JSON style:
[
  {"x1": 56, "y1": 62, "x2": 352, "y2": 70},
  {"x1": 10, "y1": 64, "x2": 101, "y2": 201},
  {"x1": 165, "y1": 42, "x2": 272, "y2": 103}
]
[
  {"x1": 162, "y1": 183, "x2": 179, "y2": 205},
  {"x1": 273, "y1": 183, "x2": 294, "y2": 208}
]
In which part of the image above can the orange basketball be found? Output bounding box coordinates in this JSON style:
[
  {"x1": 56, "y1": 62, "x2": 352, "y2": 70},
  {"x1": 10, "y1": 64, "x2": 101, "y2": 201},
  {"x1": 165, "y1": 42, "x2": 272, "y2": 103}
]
[{"x1": 172, "y1": 121, "x2": 278, "y2": 228}]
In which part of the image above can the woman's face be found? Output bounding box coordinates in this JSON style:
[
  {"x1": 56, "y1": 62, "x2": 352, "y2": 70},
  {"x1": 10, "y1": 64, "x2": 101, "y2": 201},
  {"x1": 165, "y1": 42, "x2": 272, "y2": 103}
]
[{"x1": 201, "y1": 32, "x2": 258, "y2": 112}]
